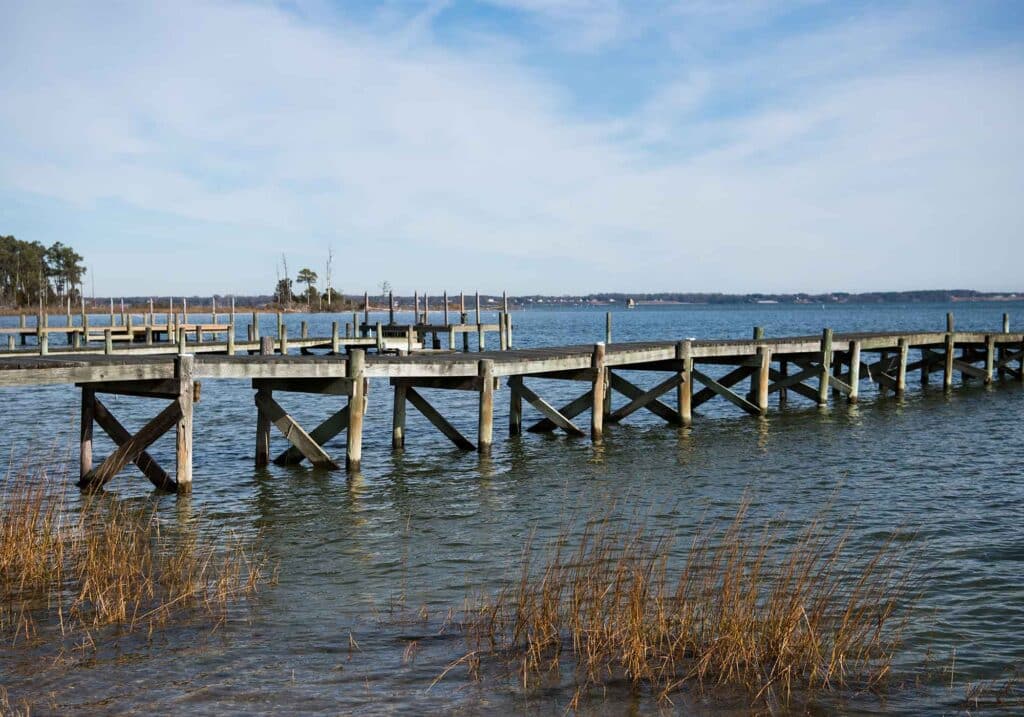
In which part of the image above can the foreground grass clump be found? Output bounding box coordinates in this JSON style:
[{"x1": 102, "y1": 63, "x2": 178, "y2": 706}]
[
  {"x1": 449, "y1": 503, "x2": 914, "y2": 708},
  {"x1": 0, "y1": 466, "x2": 272, "y2": 646}
]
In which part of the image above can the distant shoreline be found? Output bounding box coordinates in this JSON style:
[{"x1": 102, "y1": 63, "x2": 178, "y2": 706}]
[{"x1": 1, "y1": 290, "x2": 1021, "y2": 316}]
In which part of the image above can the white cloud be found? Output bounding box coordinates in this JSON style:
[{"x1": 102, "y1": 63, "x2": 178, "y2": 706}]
[{"x1": 0, "y1": 0, "x2": 1021, "y2": 294}]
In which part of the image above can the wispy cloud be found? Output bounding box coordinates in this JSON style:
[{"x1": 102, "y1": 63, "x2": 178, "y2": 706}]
[{"x1": 0, "y1": 0, "x2": 1021, "y2": 294}]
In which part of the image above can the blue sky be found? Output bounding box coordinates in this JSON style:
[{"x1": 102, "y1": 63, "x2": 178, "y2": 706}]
[{"x1": 1, "y1": 1, "x2": 1022, "y2": 296}]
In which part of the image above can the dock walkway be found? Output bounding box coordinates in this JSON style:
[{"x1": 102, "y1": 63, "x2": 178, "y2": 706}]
[{"x1": 1, "y1": 315, "x2": 1021, "y2": 494}]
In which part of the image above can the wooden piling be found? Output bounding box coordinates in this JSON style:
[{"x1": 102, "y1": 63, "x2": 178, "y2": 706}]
[
  {"x1": 255, "y1": 338, "x2": 274, "y2": 467},
  {"x1": 443, "y1": 291, "x2": 449, "y2": 326},
  {"x1": 104, "y1": 328, "x2": 113, "y2": 355},
  {"x1": 280, "y1": 324, "x2": 288, "y2": 356},
  {"x1": 227, "y1": 321, "x2": 235, "y2": 355},
  {"x1": 818, "y1": 329, "x2": 832, "y2": 406},
  {"x1": 984, "y1": 335, "x2": 995, "y2": 384},
  {"x1": 331, "y1": 321, "x2": 340, "y2": 353},
  {"x1": 943, "y1": 330, "x2": 955, "y2": 390},
  {"x1": 177, "y1": 327, "x2": 186, "y2": 355},
  {"x1": 475, "y1": 291, "x2": 483, "y2": 351},
  {"x1": 756, "y1": 346, "x2": 771, "y2": 414},
  {"x1": 478, "y1": 359, "x2": 494, "y2": 454},
  {"x1": 347, "y1": 349, "x2": 366, "y2": 471},
  {"x1": 505, "y1": 312, "x2": 513, "y2": 349},
  {"x1": 363, "y1": 292, "x2": 369, "y2": 335},
  {"x1": 461, "y1": 312, "x2": 469, "y2": 352},
  {"x1": 509, "y1": 375, "x2": 522, "y2": 436},
  {"x1": 753, "y1": 326, "x2": 765, "y2": 340},
  {"x1": 848, "y1": 341, "x2": 861, "y2": 403},
  {"x1": 389, "y1": 291, "x2": 395, "y2": 325},
  {"x1": 896, "y1": 338, "x2": 908, "y2": 395},
  {"x1": 392, "y1": 381, "x2": 407, "y2": 449},
  {"x1": 591, "y1": 343, "x2": 607, "y2": 441},
  {"x1": 606, "y1": 312, "x2": 612, "y2": 344},
  {"x1": 80, "y1": 386, "x2": 95, "y2": 479},
  {"x1": 175, "y1": 354, "x2": 194, "y2": 492},
  {"x1": 677, "y1": 340, "x2": 693, "y2": 427}
]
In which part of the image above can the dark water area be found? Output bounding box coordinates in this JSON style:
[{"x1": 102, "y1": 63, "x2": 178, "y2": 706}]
[{"x1": 2, "y1": 302, "x2": 1023, "y2": 714}]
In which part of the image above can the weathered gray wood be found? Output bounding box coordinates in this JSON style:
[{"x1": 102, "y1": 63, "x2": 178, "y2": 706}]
[
  {"x1": 405, "y1": 386, "x2": 475, "y2": 450},
  {"x1": 510, "y1": 375, "x2": 585, "y2": 437},
  {"x1": 347, "y1": 349, "x2": 366, "y2": 471},
  {"x1": 767, "y1": 368, "x2": 820, "y2": 403},
  {"x1": 691, "y1": 369, "x2": 760, "y2": 416},
  {"x1": 80, "y1": 399, "x2": 183, "y2": 490},
  {"x1": 896, "y1": 338, "x2": 908, "y2": 395},
  {"x1": 92, "y1": 397, "x2": 176, "y2": 490},
  {"x1": 276, "y1": 405, "x2": 350, "y2": 465}
]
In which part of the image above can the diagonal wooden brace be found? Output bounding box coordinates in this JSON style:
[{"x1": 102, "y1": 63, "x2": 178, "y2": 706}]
[
  {"x1": 526, "y1": 389, "x2": 593, "y2": 433},
  {"x1": 690, "y1": 369, "x2": 760, "y2": 416},
  {"x1": 607, "y1": 372, "x2": 681, "y2": 423},
  {"x1": 406, "y1": 387, "x2": 476, "y2": 450},
  {"x1": 690, "y1": 366, "x2": 754, "y2": 409},
  {"x1": 80, "y1": 400, "x2": 183, "y2": 490},
  {"x1": 509, "y1": 375, "x2": 586, "y2": 437},
  {"x1": 91, "y1": 397, "x2": 177, "y2": 491},
  {"x1": 275, "y1": 405, "x2": 351, "y2": 465},
  {"x1": 255, "y1": 391, "x2": 340, "y2": 469},
  {"x1": 607, "y1": 373, "x2": 683, "y2": 424}
]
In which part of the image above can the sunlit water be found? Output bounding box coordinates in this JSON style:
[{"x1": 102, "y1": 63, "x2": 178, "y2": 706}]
[{"x1": 2, "y1": 302, "x2": 1023, "y2": 714}]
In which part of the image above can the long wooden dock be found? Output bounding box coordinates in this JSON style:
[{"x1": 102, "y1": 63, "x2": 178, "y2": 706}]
[{"x1": 1, "y1": 312, "x2": 1021, "y2": 495}]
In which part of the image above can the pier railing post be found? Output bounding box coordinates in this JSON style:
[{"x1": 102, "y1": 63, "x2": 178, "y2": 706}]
[
  {"x1": 347, "y1": 349, "x2": 366, "y2": 471},
  {"x1": 606, "y1": 312, "x2": 612, "y2": 344},
  {"x1": 677, "y1": 340, "x2": 692, "y2": 427},
  {"x1": 478, "y1": 359, "x2": 494, "y2": 454},
  {"x1": 175, "y1": 354, "x2": 194, "y2": 493},
  {"x1": 591, "y1": 343, "x2": 607, "y2": 441},
  {"x1": 817, "y1": 329, "x2": 832, "y2": 407}
]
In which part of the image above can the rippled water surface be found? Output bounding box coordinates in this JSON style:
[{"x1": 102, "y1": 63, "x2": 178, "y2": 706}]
[{"x1": 2, "y1": 302, "x2": 1023, "y2": 714}]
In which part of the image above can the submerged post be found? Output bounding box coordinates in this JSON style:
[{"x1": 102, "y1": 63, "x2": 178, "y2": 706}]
[
  {"x1": 80, "y1": 385, "x2": 95, "y2": 481},
  {"x1": 478, "y1": 359, "x2": 494, "y2": 455},
  {"x1": 347, "y1": 349, "x2": 366, "y2": 471},
  {"x1": 984, "y1": 334, "x2": 995, "y2": 384},
  {"x1": 944, "y1": 327, "x2": 955, "y2": 390},
  {"x1": 756, "y1": 346, "x2": 771, "y2": 414}
]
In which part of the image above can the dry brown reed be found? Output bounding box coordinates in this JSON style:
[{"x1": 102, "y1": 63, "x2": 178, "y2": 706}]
[
  {"x1": 449, "y1": 501, "x2": 915, "y2": 708},
  {"x1": 0, "y1": 465, "x2": 272, "y2": 648}
]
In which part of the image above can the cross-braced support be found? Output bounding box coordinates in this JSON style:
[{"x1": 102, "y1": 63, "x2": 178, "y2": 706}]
[
  {"x1": 253, "y1": 349, "x2": 366, "y2": 472},
  {"x1": 390, "y1": 376, "x2": 479, "y2": 451},
  {"x1": 77, "y1": 355, "x2": 194, "y2": 493}
]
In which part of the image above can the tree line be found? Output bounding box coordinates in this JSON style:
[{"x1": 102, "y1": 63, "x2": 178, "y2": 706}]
[{"x1": 0, "y1": 235, "x2": 87, "y2": 308}]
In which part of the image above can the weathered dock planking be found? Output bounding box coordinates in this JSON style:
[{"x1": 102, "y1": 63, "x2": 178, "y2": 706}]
[{"x1": 1, "y1": 312, "x2": 1021, "y2": 495}]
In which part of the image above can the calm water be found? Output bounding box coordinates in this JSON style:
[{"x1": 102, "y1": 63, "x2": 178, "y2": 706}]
[{"x1": 2, "y1": 302, "x2": 1023, "y2": 714}]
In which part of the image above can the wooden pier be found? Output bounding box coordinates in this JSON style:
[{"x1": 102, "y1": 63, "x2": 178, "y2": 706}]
[{"x1": 1, "y1": 310, "x2": 1021, "y2": 495}]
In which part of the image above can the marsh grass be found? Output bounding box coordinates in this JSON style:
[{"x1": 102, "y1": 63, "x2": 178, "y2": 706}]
[
  {"x1": 0, "y1": 465, "x2": 272, "y2": 650},
  {"x1": 443, "y1": 501, "x2": 916, "y2": 709}
]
